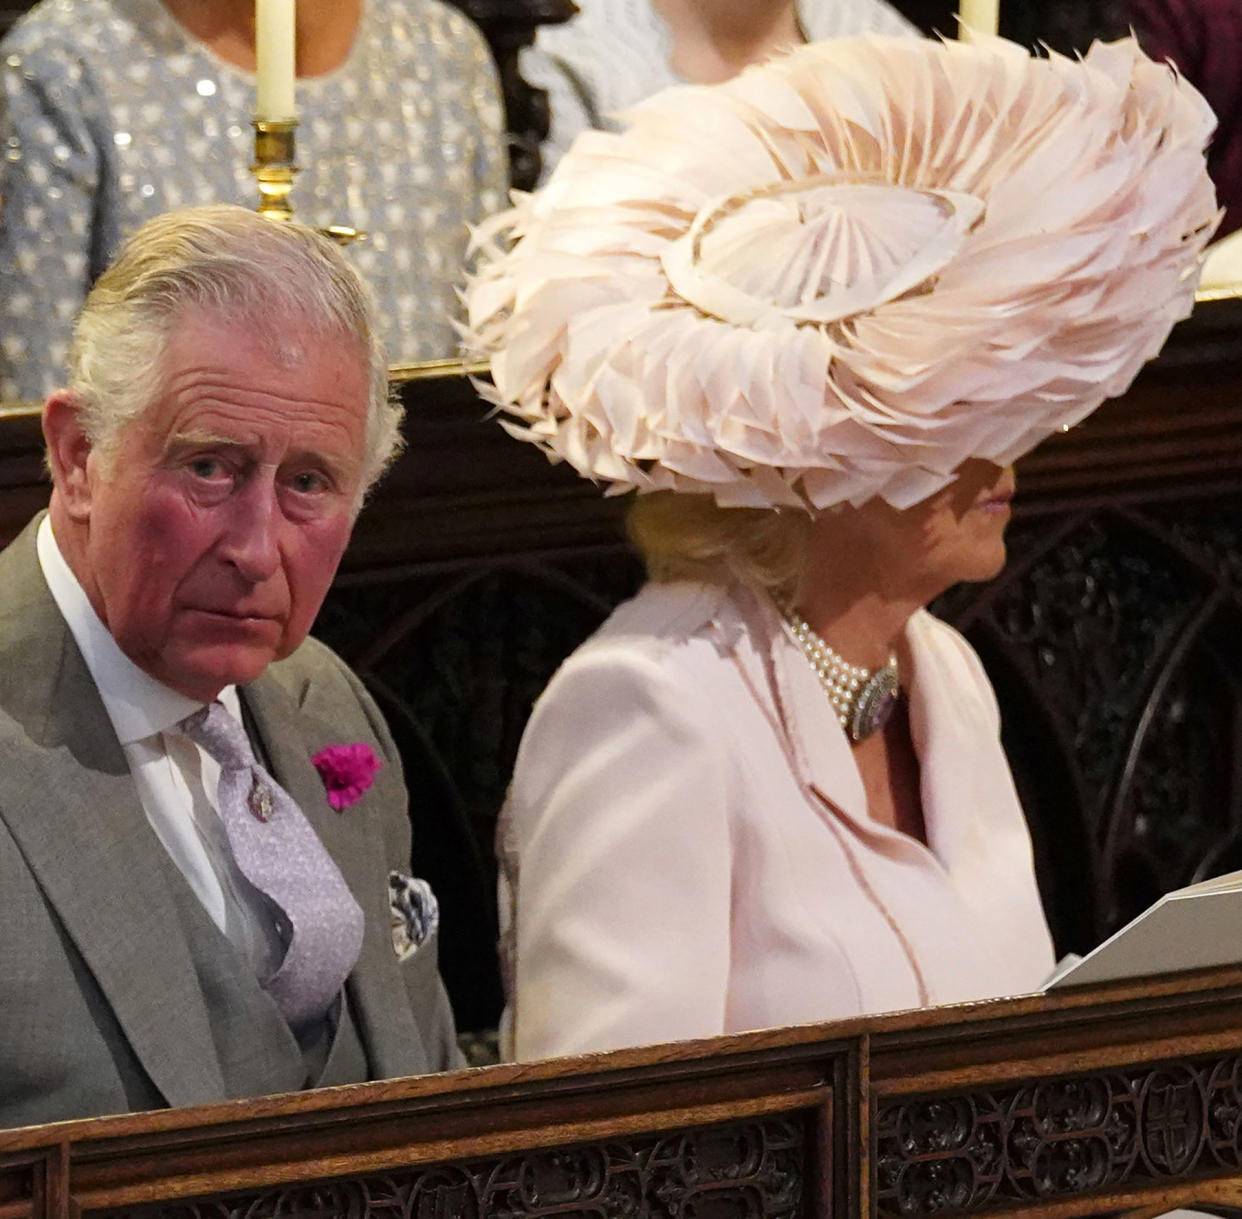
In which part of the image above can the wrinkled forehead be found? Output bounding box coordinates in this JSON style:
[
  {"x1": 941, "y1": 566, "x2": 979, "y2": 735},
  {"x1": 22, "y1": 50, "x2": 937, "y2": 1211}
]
[
  {"x1": 158, "y1": 301, "x2": 367, "y2": 371},
  {"x1": 133, "y1": 306, "x2": 372, "y2": 452}
]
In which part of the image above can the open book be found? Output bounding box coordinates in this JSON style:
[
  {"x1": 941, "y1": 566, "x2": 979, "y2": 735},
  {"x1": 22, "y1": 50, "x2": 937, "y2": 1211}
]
[{"x1": 1046, "y1": 869, "x2": 1242, "y2": 990}]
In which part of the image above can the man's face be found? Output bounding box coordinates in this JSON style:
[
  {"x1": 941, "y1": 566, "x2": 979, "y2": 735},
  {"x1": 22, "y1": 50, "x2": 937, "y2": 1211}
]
[{"x1": 74, "y1": 310, "x2": 371, "y2": 701}]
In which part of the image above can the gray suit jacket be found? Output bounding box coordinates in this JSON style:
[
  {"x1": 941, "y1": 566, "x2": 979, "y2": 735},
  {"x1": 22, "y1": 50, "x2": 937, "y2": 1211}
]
[{"x1": 0, "y1": 516, "x2": 460, "y2": 1129}]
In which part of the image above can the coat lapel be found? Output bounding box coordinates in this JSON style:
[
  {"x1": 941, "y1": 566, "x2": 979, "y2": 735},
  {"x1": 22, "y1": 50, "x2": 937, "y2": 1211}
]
[
  {"x1": 0, "y1": 521, "x2": 226, "y2": 1107},
  {"x1": 718, "y1": 585, "x2": 873, "y2": 831},
  {"x1": 903, "y1": 611, "x2": 1005, "y2": 880},
  {"x1": 242, "y1": 669, "x2": 431, "y2": 1077}
]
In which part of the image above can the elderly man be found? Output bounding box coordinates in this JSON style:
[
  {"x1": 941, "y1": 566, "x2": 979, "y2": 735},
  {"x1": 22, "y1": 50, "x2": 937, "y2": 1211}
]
[{"x1": 0, "y1": 205, "x2": 459, "y2": 1129}]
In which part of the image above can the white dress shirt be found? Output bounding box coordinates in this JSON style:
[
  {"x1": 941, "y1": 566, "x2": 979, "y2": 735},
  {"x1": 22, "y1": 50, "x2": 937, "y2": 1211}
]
[{"x1": 37, "y1": 516, "x2": 285, "y2": 980}]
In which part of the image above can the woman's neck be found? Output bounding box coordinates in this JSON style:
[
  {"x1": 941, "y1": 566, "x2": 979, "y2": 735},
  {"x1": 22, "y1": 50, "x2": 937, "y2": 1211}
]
[
  {"x1": 654, "y1": 0, "x2": 803, "y2": 84},
  {"x1": 789, "y1": 511, "x2": 934, "y2": 673},
  {"x1": 790, "y1": 584, "x2": 919, "y2": 675},
  {"x1": 160, "y1": 0, "x2": 362, "y2": 78}
]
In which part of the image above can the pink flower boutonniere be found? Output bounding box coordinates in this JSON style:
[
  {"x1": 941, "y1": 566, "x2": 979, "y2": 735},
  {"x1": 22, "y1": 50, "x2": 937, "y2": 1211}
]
[{"x1": 312, "y1": 743, "x2": 382, "y2": 811}]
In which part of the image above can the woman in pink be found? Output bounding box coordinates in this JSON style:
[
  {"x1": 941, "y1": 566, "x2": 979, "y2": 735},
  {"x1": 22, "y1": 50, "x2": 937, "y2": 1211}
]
[{"x1": 465, "y1": 33, "x2": 1218, "y2": 1061}]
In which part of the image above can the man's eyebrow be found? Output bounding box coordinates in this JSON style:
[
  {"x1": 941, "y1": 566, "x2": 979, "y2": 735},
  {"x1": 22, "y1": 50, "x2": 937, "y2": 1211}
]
[{"x1": 164, "y1": 429, "x2": 248, "y2": 451}]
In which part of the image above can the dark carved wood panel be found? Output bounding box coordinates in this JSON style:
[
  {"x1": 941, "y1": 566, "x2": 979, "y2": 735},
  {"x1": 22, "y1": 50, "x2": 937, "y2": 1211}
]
[
  {"x1": 97, "y1": 1115, "x2": 810, "y2": 1219},
  {"x1": 875, "y1": 1052, "x2": 1242, "y2": 1216},
  {"x1": 935, "y1": 497, "x2": 1242, "y2": 957},
  {"x1": 11, "y1": 969, "x2": 1242, "y2": 1219},
  {"x1": 317, "y1": 554, "x2": 644, "y2": 877}
]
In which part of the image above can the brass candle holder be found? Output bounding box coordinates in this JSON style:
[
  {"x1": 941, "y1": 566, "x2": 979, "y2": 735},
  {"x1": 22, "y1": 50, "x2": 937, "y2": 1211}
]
[
  {"x1": 251, "y1": 118, "x2": 299, "y2": 221},
  {"x1": 250, "y1": 117, "x2": 364, "y2": 244}
]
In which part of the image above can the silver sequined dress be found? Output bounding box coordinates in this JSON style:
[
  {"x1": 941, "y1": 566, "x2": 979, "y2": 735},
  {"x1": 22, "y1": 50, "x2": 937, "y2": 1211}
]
[{"x1": 0, "y1": 0, "x2": 508, "y2": 400}]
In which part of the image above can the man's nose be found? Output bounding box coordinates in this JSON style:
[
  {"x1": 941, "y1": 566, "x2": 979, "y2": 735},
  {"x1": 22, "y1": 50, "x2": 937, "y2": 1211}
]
[{"x1": 217, "y1": 477, "x2": 282, "y2": 582}]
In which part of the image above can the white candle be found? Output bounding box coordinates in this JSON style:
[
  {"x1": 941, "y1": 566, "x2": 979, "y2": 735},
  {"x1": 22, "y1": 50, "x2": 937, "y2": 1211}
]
[
  {"x1": 958, "y1": 0, "x2": 1000, "y2": 39},
  {"x1": 255, "y1": 0, "x2": 296, "y2": 121}
]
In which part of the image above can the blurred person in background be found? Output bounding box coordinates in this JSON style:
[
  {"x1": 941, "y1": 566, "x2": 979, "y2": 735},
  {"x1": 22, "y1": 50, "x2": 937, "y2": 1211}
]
[
  {"x1": 524, "y1": 0, "x2": 919, "y2": 179},
  {"x1": 1130, "y1": 0, "x2": 1241, "y2": 240},
  {"x1": 0, "y1": 0, "x2": 507, "y2": 401}
]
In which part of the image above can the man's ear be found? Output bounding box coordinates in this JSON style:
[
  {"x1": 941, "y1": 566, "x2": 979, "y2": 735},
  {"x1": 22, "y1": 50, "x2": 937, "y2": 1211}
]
[{"x1": 42, "y1": 391, "x2": 96, "y2": 522}]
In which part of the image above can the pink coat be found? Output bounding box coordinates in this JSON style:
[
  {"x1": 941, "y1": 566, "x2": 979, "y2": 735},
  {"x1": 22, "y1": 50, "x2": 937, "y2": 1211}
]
[{"x1": 498, "y1": 580, "x2": 1055, "y2": 1061}]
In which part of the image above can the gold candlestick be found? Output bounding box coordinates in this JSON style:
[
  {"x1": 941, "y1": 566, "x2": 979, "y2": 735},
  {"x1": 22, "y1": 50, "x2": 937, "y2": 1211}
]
[
  {"x1": 249, "y1": 118, "x2": 365, "y2": 244},
  {"x1": 251, "y1": 118, "x2": 299, "y2": 222}
]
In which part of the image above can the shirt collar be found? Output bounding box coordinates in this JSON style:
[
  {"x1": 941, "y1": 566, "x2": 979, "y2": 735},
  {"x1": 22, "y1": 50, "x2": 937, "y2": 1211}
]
[{"x1": 36, "y1": 515, "x2": 237, "y2": 744}]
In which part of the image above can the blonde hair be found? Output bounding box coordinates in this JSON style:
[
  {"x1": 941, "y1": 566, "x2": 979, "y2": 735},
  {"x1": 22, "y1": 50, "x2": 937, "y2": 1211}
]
[
  {"x1": 67, "y1": 204, "x2": 402, "y2": 494},
  {"x1": 627, "y1": 492, "x2": 811, "y2": 601}
]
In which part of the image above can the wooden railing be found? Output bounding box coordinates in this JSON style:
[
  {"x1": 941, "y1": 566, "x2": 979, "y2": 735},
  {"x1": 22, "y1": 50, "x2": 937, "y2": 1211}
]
[{"x1": 7, "y1": 967, "x2": 1242, "y2": 1218}]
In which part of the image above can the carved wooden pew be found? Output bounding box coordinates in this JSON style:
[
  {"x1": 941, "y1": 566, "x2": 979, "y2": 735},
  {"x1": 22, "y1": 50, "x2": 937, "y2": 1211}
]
[{"x1": 5, "y1": 967, "x2": 1242, "y2": 1218}]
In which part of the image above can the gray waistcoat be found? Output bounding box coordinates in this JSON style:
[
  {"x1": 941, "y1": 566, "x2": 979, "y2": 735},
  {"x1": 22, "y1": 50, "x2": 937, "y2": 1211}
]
[{"x1": 167, "y1": 877, "x2": 369, "y2": 1096}]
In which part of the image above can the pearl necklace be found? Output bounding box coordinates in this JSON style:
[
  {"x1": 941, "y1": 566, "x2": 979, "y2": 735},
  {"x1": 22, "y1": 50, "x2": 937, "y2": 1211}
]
[{"x1": 781, "y1": 606, "x2": 901, "y2": 743}]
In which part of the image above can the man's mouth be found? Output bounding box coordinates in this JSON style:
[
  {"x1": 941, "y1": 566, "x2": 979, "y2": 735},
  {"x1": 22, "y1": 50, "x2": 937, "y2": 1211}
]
[{"x1": 191, "y1": 607, "x2": 282, "y2": 623}]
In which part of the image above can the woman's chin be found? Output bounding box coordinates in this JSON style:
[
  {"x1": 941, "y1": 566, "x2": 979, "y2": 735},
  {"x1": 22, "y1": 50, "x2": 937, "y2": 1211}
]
[{"x1": 962, "y1": 542, "x2": 1009, "y2": 585}]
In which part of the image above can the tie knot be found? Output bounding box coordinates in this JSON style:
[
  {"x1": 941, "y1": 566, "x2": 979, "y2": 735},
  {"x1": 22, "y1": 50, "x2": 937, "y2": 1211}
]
[{"x1": 179, "y1": 701, "x2": 255, "y2": 770}]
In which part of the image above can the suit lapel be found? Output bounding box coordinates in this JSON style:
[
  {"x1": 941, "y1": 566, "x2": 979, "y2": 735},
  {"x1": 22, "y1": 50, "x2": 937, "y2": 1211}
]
[
  {"x1": 0, "y1": 522, "x2": 226, "y2": 1107},
  {"x1": 243, "y1": 670, "x2": 430, "y2": 1077}
]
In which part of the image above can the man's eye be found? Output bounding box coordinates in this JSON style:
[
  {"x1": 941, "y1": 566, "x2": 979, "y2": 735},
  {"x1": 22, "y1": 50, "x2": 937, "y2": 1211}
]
[
  {"x1": 189, "y1": 457, "x2": 227, "y2": 480},
  {"x1": 289, "y1": 471, "x2": 328, "y2": 494}
]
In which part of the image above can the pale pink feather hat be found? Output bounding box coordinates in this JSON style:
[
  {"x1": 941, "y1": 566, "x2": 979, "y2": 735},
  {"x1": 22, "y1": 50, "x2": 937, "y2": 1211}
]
[{"x1": 465, "y1": 35, "x2": 1219, "y2": 510}]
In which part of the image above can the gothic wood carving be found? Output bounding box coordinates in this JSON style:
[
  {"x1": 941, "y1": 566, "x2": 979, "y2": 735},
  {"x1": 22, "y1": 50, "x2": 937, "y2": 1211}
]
[
  {"x1": 875, "y1": 1052, "x2": 1242, "y2": 1216},
  {"x1": 94, "y1": 1115, "x2": 810, "y2": 1219}
]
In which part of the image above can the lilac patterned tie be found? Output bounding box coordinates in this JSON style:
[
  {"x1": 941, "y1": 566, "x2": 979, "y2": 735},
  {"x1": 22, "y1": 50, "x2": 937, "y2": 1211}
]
[{"x1": 180, "y1": 701, "x2": 365, "y2": 1029}]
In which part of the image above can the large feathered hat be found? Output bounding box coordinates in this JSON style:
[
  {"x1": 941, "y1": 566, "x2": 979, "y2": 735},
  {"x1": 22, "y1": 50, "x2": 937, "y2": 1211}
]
[{"x1": 465, "y1": 35, "x2": 1218, "y2": 510}]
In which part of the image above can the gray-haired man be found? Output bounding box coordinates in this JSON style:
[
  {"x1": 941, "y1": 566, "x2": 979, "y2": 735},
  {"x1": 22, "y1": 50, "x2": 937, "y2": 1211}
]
[{"x1": 0, "y1": 205, "x2": 458, "y2": 1128}]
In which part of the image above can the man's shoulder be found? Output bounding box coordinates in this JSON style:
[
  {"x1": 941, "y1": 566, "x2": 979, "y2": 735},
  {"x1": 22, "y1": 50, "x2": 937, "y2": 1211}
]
[
  {"x1": 260, "y1": 635, "x2": 396, "y2": 746},
  {"x1": 263, "y1": 635, "x2": 359, "y2": 703}
]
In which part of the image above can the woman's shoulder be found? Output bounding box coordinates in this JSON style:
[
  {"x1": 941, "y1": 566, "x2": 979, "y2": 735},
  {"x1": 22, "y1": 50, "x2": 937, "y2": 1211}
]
[
  {"x1": 908, "y1": 608, "x2": 986, "y2": 671},
  {"x1": 533, "y1": 581, "x2": 747, "y2": 715},
  {"x1": 575, "y1": 579, "x2": 736, "y2": 663},
  {"x1": 3, "y1": 0, "x2": 196, "y2": 86},
  {"x1": 513, "y1": 582, "x2": 743, "y2": 789}
]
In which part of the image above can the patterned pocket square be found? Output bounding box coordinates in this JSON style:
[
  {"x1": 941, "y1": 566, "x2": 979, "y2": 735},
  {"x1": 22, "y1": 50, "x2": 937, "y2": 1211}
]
[{"x1": 389, "y1": 871, "x2": 439, "y2": 959}]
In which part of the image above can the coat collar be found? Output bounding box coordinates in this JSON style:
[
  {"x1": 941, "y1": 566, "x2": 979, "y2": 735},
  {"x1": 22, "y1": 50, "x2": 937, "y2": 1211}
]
[
  {"x1": 709, "y1": 584, "x2": 965, "y2": 866},
  {"x1": 709, "y1": 583, "x2": 871, "y2": 828}
]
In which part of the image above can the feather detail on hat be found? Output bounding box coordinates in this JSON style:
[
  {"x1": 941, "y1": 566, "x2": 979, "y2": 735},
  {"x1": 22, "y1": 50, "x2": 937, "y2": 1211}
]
[{"x1": 465, "y1": 35, "x2": 1219, "y2": 511}]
